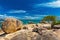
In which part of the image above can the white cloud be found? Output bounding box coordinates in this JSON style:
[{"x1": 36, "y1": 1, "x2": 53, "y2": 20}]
[
  {"x1": 0, "y1": 14, "x2": 48, "y2": 20},
  {"x1": 24, "y1": 16, "x2": 39, "y2": 19},
  {"x1": 34, "y1": 15, "x2": 48, "y2": 17},
  {"x1": 21, "y1": 15, "x2": 47, "y2": 20},
  {"x1": 35, "y1": 0, "x2": 60, "y2": 8},
  {"x1": 7, "y1": 10, "x2": 26, "y2": 13},
  {"x1": 0, "y1": 14, "x2": 18, "y2": 19},
  {"x1": 0, "y1": 14, "x2": 7, "y2": 18}
]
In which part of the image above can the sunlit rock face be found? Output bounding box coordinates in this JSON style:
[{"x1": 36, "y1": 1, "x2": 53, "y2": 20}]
[
  {"x1": 1, "y1": 18, "x2": 23, "y2": 33},
  {"x1": 4, "y1": 29, "x2": 59, "y2": 40},
  {"x1": 41, "y1": 31, "x2": 58, "y2": 40},
  {"x1": 5, "y1": 30, "x2": 41, "y2": 40},
  {"x1": 32, "y1": 27, "x2": 59, "y2": 40}
]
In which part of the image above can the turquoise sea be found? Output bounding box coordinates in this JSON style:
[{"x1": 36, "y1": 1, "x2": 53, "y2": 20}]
[
  {"x1": 0, "y1": 19, "x2": 41, "y2": 28},
  {"x1": 20, "y1": 19, "x2": 41, "y2": 24}
]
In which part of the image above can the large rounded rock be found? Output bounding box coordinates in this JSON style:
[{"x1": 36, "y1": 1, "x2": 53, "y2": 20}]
[
  {"x1": 1, "y1": 18, "x2": 23, "y2": 33},
  {"x1": 32, "y1": 27, "x2": 59, "y2": 40},
  {"x1": 4, "y1": 29, "x2": 59, "y2": 40},
  {"x1": 5, "y1": 30, "x2": 41, "y2": 40},
  {"x1": 41, "y1": 31, "x2": 58, "y2": 40},
  {"x1": 0, "y1": 37, "x2": 5, "y2": 40}
]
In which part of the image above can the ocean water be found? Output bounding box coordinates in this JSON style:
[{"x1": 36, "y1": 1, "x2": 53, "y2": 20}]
[
  {"x1": 20, "y1": 19, "x2": 41, "y2": 24},
  {"x1": 0, "y1": 19, "x2": 41, "y2": 28}
]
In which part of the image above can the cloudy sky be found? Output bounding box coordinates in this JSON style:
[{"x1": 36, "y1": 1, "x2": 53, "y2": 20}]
[{"x1": 0, "y1": 0, "x2": 60, "y2": 19}]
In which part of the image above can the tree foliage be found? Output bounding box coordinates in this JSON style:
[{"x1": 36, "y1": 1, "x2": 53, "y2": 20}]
[
  {"x1": 42, "y1": 16, "x2": 56, "y2": 21},
  {"x1": 42, "y1": 16, "x2": 56, "y2": 24}
]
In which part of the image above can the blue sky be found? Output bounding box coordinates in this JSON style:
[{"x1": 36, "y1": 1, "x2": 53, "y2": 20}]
[{"x1": 0, "y1": 0, "x2": 60, "y2": 20}]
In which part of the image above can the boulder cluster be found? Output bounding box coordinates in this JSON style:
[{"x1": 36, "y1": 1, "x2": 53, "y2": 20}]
[
  {"x1": 0, "y1": 29, "x2": 59, "y2": 40},
  {"x1": 0, "y1": 18, "x2": 60, "y2": 40}
]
